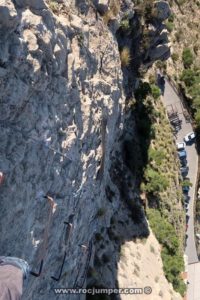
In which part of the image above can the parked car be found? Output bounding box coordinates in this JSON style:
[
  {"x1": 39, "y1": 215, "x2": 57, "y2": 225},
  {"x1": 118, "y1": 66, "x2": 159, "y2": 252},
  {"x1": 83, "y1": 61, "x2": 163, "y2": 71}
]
[
  {"x1": 184, "y1": 132, "x2": 195, "y2": 143},
  {"x1": 180, "y1": 166, "x2": 189, "y2": 177},
  {"x1": 183, "y1": 186, "x2": 190, "y2": 193},
  {"x1": 186, "y1": 214, "x2": 190, "y2": 222},
  {"x1": 180, "y1": 158, "x2": 187, "y2": 167},
  {"x1": 178, "y1": 150, "x2": 187, "y2": 159},
  {"x1": 183, "y1": 194, "x2": 190, "y2": 202},
  {"x1": 177, "y1": 142, "x2": 186, "y2": 151},
  {"x1": 180, "y1": 166, "x2": 189, "y2": 173}
]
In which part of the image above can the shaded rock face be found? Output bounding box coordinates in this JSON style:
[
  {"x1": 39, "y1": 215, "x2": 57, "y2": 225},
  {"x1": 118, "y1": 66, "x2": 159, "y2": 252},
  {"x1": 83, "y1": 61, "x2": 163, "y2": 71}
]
[
  {"x1": 149, "y1": 43, "x2": 170, "y2": 61},
  {"x1": 0, "y1": 0, "x2": 18, "y2": 29},
  {"x1": 93, "y1": 0, "x2": 109, "y2": 14},
  {"x1": 15, "y1": 0, "x2": 47, "y2": 9},
  {"x1": 154, "y1": 0, "x2": 171, "y2": 21}
]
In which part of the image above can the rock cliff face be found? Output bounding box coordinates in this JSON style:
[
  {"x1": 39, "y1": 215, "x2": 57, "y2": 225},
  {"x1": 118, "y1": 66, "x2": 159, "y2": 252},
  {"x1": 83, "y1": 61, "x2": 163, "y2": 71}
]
[{"x1": 0, "y1": 1, "x2": 181, "y2": 300}]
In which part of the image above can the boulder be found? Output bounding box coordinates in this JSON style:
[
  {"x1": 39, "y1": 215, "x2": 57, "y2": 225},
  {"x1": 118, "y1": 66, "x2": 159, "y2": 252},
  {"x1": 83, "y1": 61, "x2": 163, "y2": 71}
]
[
  {"x1": 93, "y1": 0, "x2": 109, "y2": 15},
  {"x1": 69, "y1": 14, "x2": 83, "y2": 30},
  {"x1": 23, "y1": 29, "x2": 39, "y2": 52},
  {"x1": 15, "y1": 0, "x2": 47, "y2": 10},
  {"x1": 0, "y1": 0, "x2": 18, "y2": 29},
  {"x1": 149, "y1": 43, "x2": 170, "y2": 61},
  {"x1": 158, "y1": 29, "x2": 168, "y2": 43},
  {"x1": 154, "y1": 1, "x2": 171, "y2": 21}
]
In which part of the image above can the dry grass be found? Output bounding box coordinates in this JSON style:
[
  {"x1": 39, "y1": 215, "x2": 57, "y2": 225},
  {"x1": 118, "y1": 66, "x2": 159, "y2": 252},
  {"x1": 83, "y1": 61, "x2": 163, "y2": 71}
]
[
  {"x1": 120, "y1": 47, "x2": 131, "y2": 67},
  {"x1": 103, "y1": 0, "x2": 120, "y2": 25},
  {"x1": 103, "y1": 10, "x2": 114, "y2": 25},
  {"x1": 110, "y1": 0, "x2": 120, "y2": 16},
  {"x1": 48, "y1": 0, "x2": 60, "y2": 14}
]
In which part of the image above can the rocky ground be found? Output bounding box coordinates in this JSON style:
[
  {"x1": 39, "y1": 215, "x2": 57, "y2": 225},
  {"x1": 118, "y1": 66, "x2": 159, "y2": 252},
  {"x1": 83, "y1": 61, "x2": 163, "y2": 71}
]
[
  {"x1": 118, "y1": 230, "x2": 181, "y2": 300},
  {"x1": 166, "y1": 0, "x2": 200, "y2": 78}
]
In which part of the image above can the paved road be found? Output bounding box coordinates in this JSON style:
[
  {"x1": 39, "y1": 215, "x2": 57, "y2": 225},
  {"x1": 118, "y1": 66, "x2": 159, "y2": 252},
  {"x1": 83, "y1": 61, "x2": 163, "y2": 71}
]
[
  {"x1": 188, "y1": 262, "x2": 200, "y2": 300},
  {"x1": 161, "y1": 79, "x2": 199, "y2": 300}
]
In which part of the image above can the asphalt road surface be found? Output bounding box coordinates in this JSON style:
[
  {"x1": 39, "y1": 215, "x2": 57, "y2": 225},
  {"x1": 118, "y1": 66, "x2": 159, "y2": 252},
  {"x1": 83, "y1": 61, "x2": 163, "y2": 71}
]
[{"x1": 161, "y1": 78, "x2": 199, "y2": 300}]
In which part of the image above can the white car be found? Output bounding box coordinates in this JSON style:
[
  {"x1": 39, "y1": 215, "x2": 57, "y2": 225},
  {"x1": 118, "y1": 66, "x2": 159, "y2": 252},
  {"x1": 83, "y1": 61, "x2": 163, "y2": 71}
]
[
  {"x1": 176, "y1": 142, "x2": 186, "y2": 151},
  {"x1": 184, "y1": 132, "x2": 195, "y2": 143}
]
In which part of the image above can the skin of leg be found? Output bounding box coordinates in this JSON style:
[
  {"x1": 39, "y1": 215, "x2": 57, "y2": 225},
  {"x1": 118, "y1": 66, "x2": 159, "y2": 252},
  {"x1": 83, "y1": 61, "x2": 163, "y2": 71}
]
[{"x1": 0, "y1": 265, "x2": 23, "y2": 299}]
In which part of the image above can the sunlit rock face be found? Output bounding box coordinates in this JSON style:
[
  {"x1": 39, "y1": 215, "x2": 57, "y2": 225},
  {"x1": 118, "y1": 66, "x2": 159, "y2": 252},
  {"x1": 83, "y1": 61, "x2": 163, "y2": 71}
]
[{"x1": 0, "y1": 1, "x2": 126, "y2": 299}]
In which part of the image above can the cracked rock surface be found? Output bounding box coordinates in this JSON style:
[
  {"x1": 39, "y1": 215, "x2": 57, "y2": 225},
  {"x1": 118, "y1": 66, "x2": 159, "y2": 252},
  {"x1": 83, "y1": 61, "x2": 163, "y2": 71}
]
[
  {"x1": 0, "y1": 1, "x2": 126, "y2": 299},
  {"x1": 0, "y1": 1, "x2": 181, "y2": 300}
]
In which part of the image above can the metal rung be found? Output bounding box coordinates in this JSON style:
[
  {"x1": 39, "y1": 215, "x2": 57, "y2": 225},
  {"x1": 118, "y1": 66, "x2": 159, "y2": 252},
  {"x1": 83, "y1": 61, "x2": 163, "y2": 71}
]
[
  {"x1": 51, "y1": 252, "x2": 66, "y2": 281},
  {"x1": 30, "y1": 260, "x2": 44, "y2": 277}
]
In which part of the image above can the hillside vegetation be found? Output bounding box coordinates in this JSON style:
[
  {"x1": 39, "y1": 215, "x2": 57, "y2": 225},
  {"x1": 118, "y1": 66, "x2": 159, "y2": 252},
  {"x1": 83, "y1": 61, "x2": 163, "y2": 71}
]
[
  {"x1": 165, "y1": 0, "x2": 200, "y2": 129},
  {"x1": 132, "y1": 78, "x2": 185, "y2": 295},
  {"x1": 160, "y1": 0, "x2": 200, "y2": 257}
]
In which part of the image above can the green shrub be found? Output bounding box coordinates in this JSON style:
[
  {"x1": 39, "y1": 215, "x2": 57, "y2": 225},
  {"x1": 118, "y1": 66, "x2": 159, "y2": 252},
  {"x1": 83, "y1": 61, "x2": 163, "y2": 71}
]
[
  {"x1": 161, "y1": 249, "x2": 186, "y2": 295},
  {"x1": 48, "y1": 0, "x2": 59, "y2": 13},
  {"x1": 166, "y1": 21, "x2": 174, "y2": 32},
  {"x1": 147, "y1": 209, "x2": 182, "y2": 255},
  {"x1": 168, "y1": 13, "x2": 175, "y2": 23},
  {"x1": 147, "y1": 209, "x2": 186, "y2": 296},
  {"x1": 182, "y1": 48, "x2": 193, "y2": 68},
  {"x1": 148, "y1": 149, "x2": 165, "y2": 165},
  {"x1": 181, "y1": 179, "x2": 192, "y2": 187},
  {"x1": 144, "y1": 168, "x2": 169, "y2": 193},
  {"x1": 150, "y1": 84, "x2": 161, "y2": 99},
  {"x1": 195, "y1": 109, "x2": 200, "y2": 129},
  {"x1": 189, "y1": 81, "x2": 200, "y2": 98},
  {"x1": 120, "y1": 19, "x2": 130, "y2": 31},
  {"x1": 180, "y1": 69, "x2": 196, "y2": 87},
  {"x1": 193, "y1": 96, "x2": 200, "y2": 110}
]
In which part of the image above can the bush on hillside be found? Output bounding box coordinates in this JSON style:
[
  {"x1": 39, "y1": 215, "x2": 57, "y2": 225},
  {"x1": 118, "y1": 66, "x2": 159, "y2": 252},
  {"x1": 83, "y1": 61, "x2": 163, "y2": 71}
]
[
  {"x1": 120, "y1": 19, "x2": 130, "y2": 31},
  {"x1": 166, "y1": 21, "x2": 174, "y2": 32},
  {"x1": 147, "y1": 209, "x2": 186, "y2": 296},
  {"x1": 144, "y1": 168, "x2": 169, "y2": 193},
  {"x1": 182, "y1": 48, "x2": 193, "y2": 68},
  {"x1": 180, "y1": 69, "x2": 196, "y2": 87},
  {"x1": 193, "y1": 96, "x2": 200, "y2": 110},
  {"x1": 148, "y1": 148, "x2": 165, "y2": 165},
  {"x1": 150, "y1": 84, "x2": 161, "y2": 99},
  {"x1": 195, "y1": 109, "x2": 200, "y2": 129},
  {"x1": 181, "y1": 179, "x2": 192, "y2": 187}
]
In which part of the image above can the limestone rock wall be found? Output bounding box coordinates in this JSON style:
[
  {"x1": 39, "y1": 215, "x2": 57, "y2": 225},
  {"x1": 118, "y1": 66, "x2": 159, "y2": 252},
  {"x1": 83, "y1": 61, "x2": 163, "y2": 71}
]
[
  {"x1": 0, "y1": 1, "x2": 126, "y2": 299},
  {"x1": 0, "y1": 1, "x2": 181, "y2": 300}
]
